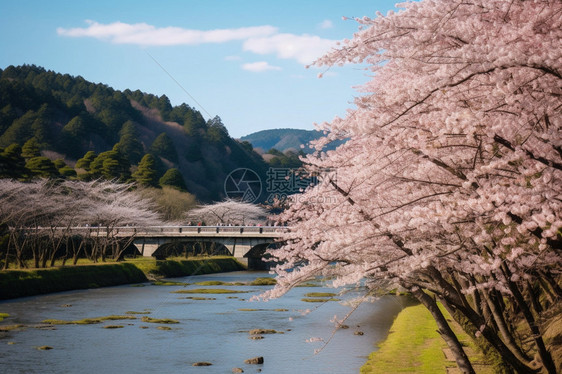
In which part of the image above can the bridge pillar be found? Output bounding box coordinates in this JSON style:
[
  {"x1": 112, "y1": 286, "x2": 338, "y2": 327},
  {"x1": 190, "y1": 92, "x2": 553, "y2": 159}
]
[
  {"x1": 218, "y1": 238, "x2": 270, "y2": 267},
  {"x1": 134, "y1": 238, "x2": 168, "y2": 257}
]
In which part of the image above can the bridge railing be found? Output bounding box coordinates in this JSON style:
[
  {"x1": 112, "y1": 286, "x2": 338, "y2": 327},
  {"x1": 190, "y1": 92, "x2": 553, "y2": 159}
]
[{"x1": 81, "y1": 226, "x2": 287, "y2": 236}]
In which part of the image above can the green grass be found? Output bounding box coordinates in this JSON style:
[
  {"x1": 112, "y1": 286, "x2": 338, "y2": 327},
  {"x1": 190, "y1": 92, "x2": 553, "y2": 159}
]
[
  {"x1": 304, "y1": 292, "x2": 337, "y2": 297},
  {"x1": 0, "y1": 256, "x2": 246, "y2": 299},
  {"x1": 360, "y1": 304, "x2": 449, "y2": 373},
  {"x1": 361, "y1": 304, "x2": 494, "y2": 374},
  {"x1": 0, "y1": 264, "x2": 147, "y2": 299},
  {"x1": 249, "y1": 277, "x2": 277, "y2": 286},
  {"x1": 128, "y1": 256, "x2": 245, "y2": 278},
  {"x1": 0, "y1": 312, "x2": 9, "y2": 321}
]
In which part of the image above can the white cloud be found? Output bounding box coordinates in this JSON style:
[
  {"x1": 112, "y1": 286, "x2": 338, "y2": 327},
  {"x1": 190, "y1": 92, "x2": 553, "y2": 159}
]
[
  {"x1": 243, "y1": 33, "x2": 337, "y2": 65},
  {"x1": 242, "y1": 61, "x2": 282, "y2": 72},
  {"x1": 319, "y1": 19, "x2": 333, "y2": 29},
  {"x1": 57, "y1": 20, "x2": 278, "y2": 46},
  {"x1": 57, "y1": 20, "x2": 336, "y2": 66}
]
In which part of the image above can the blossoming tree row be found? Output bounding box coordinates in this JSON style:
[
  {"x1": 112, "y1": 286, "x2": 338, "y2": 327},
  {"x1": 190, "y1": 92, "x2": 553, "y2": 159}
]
[{"x1": 264, "y1": 1, "x2": 561, "y2": 373}]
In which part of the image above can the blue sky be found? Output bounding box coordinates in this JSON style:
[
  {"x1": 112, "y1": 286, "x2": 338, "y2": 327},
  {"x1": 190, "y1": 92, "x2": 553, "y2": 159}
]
[{"x1": 0, "y1": 0, "x2": 399, "y2": 137}]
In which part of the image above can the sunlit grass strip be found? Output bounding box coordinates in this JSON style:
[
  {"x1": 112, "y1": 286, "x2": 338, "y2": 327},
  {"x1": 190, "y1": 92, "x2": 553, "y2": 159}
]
[
  {"x1": 361, "y1": 303, "x2": 495, "y2": 373},
  {"x1": 360, "y1": 304, "x2": 449, "y2": 373},
  {"x1": 172, "y1": 288, "x2": 250, "y2": 294}
]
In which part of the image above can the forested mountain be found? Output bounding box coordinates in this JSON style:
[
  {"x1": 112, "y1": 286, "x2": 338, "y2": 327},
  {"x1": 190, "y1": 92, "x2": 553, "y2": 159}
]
[
  {"x1": 0, "y1": 64, "x2": 268, "y2": 201},
  {"x1": 240, "y1": 128, "x2": 322, "y2": 153},
  {"x1": 241, "y1": 127, "x2": 346, "y2": 154}
]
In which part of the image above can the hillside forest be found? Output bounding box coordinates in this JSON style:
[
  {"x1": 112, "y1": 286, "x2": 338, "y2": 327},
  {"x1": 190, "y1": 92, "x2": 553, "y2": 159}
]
[{"x1": 0, "y1": 64, "x2": 271, "y2": 202}]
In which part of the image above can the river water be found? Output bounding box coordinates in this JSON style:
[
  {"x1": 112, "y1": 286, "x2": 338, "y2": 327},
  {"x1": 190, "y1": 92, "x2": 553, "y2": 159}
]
[{"x1": 0, "y1": 271, "x2": 408, "y2": 374}]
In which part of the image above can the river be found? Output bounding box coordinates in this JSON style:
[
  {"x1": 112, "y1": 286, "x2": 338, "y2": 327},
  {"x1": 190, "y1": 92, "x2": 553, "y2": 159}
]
[{"x1": 0, "y1": 271, "x2": 408, "y2": 373}]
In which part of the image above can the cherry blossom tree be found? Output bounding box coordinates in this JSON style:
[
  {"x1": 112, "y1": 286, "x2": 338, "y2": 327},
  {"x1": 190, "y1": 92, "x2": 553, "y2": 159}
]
[
  {"x1": 263, "y1": 1, "x2": 561, "y2": 373},
  {"x1": 0, "y1": 179, "x2": 164, "y2": 267},
  {"x1": 186, "y1": 199, "x2": 268, "y2": 226}
]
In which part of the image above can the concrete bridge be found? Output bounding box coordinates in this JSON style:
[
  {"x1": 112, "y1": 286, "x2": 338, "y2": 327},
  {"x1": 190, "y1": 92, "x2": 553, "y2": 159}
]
[{"x1": 111, "y1": 226, "x2": 285, "y2": 266}]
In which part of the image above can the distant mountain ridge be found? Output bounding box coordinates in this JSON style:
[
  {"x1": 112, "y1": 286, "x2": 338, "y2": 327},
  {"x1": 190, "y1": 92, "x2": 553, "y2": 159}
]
[
  {"x1": 240, "y1": 128, "x2": 344, "y2": 153},
  {"x1": 241, "y1": 128, "x2": 321, "y2": 153}
]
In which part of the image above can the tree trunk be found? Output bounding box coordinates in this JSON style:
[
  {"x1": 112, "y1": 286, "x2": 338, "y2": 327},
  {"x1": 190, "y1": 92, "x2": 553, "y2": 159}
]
[
  {"x1": 444, "y1": 293, "x2": 538, "y2": 374},
  {"x1": 538, "y1": 270, "x2": 562, "y2": 299},
  {"x1": 482, "y1": 289, "x2": 532, "y2": 363},
  {"x1": 410, "y1": 286, "x2": 476, "y2": 374},
  {"x1": 501, "y1": 264, "x2": 556, "y2": 374},
  {"x1": 429, "y1": 272, "x2": 539, "y2": 374},
  {"x1": 3, "y1": 233, "x2": 12, "y2": 269},
  {"x1": 524, "y1": 281, "x2": 543, "y2": 315}
]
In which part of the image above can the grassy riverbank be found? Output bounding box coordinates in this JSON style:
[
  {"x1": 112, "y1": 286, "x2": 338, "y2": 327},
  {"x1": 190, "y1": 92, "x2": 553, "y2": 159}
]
[
  {"x1": 0, "y1": 256, "x2": 246, "y2": 300},
  {"x1": 361, "y1": 303, "x2": 494, "y2": 374}
]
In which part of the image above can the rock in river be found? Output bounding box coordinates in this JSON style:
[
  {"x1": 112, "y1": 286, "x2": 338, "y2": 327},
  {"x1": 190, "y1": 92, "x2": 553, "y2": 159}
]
[{"x1": 244, "y1": 356, "x2": 264, "y2": 365}]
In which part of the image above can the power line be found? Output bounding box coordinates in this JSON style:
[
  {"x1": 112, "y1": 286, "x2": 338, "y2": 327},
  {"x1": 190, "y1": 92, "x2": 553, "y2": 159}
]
[{"x1": 144, "y1": 50, "x2": 213, "y2": 119}]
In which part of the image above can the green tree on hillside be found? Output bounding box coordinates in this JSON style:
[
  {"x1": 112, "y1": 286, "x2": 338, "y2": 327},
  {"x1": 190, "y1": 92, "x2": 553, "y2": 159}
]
[
  {"x1": 183, "y1": 110, "x2": 207, "y2": 136},
  {"x1": 75, "y1": 150, "x2": 97, "y2": 171},
  {"x1": 114, "y1": 120, "x2": 143, "y2": 164},
  {"x1": 168, "y1": 103, "x2": 191, "y2": 123},
  {"x1": 65, "y1": 94, "x2": 85, "y2": 114},
  {"x1": 150, "y1": 132, "x2": 178, "y2": 162},
  {"x1": 0, "y1": 144, "x2": 28, "y2": 179},
  {"x1": 62, "y1": 114, "x2": 88, "y2": 138},
  {"x1": 206, "y1": 116, "x2": 229, "y2": 143},
  {"x1": 0, "y1": 104, "x2": 18, "y2": 133},
  {"x1": 52, "y1": 158, "x2": 76, "y2": 178},
  {"x1": 25, "y1": 156, "x2": 59, "y2": 178},
  {"x1": 89, "y1": 148, "x2": 131, "y2": 181},
  {"x1": 155, "y1": 95, "x2": 172, "y2": 119},
  {"x1": 30, "y1": 104, "x2": 56, "y2": 147},
  {"x1": 21, "y1": 138, "x2": 40, "y2": 159},
  {"x1": 0, "y1": 109, "x2": 36, "y2": 147},
  {"x1": 159, "y1": 168, "x2": 188, "y2": 191},
  {"x1": 61, "y1": 113, "x2": 94, "y2": 158},
  {"x1": 133, "y1": 153, "x2": 159, "y2": 187}
]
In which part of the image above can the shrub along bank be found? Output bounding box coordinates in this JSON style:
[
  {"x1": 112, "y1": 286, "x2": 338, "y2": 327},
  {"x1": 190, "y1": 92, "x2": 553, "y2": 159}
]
[{"x1": 0, "y1": 257, "x2": 246, "y2": 299}]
